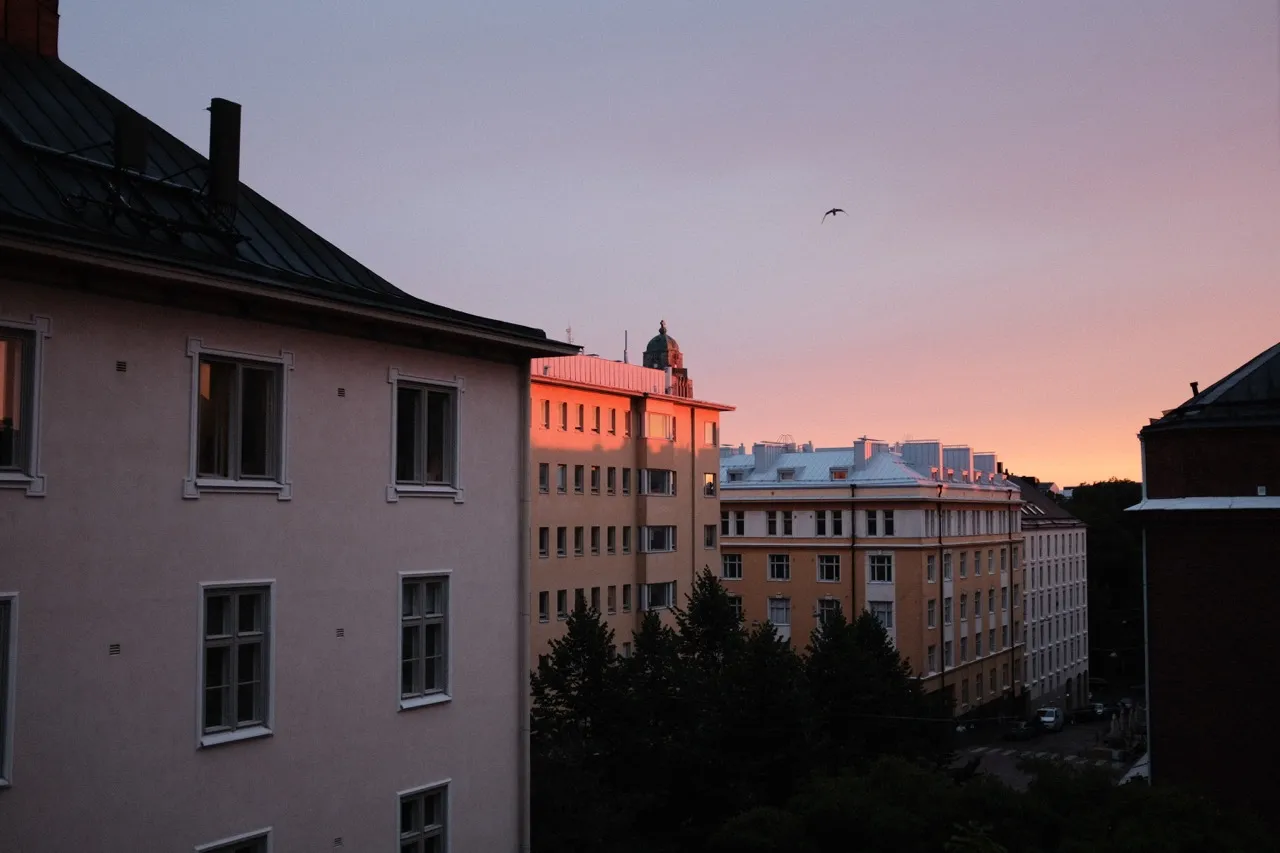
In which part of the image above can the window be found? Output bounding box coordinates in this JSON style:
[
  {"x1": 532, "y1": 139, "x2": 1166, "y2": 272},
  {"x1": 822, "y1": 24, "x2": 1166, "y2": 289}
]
[
  {"x1": 556, "y1": 590, "x2": 567, "y2": 619},
  {"x1": 537, "y1": 462, "x2": 551, "y2": 494},
  {"x1": 607, "y1": 467, "x2": 617, "y2": 494},
  {"x1": 832, "y1": 511, "x2": 843, "y2": 536},
  {"x1": 960, "y1": 636, "x2": 968, "y2": 663},
  {"x1": 591, "y1": 587, "x2": 601, "y2": 611},
  {"x1": 201, "y1": 584, "x2": 271, "y2": 742},
  {"x1": 574, "y1": 526, "x2": 585, "y2": 556},
  {"x1": 721, "y1": 510, "x2": 731, "y2": 536},
  {"x1": 944, "y1": 640, "x2": 953, "y2": 667},
  {"x1": 943, "y1": 553, "x2": 952, "y2": 580},
  {"x1": 197, "y1": 830, "x2": 270, "y2": 853},
  {"x1": 622, "y1": 468, "x2": 632, "y2": 495},
  {"x1": 1001, "y1": 586, "x2": 1009, "y2": 611},
  {"x1": 976, "y1": 671, "x2": 984, "y2": 698},
  {"x1": 883, "y1": 510, "x2": 895, "y2": 536},
  {"x1": 734, "y1": 512, "x2": 745, "y2": 536},
  {"x1": 927, "y1": 555, "x2": 936, "y2": 583},
  {"x1": 197, "y1": 355, "x2": 285, "y2": 485},
  {"x1": 624, "y1": 410, "x2": 632, "y2": 437},
  {"x1": 575, "y1": 588, "x2": 586, "y2": 610},
  {"x1": 556, "y1": 464, "x2": 567, "y2": 494},
  {"x1": 591, "y1": 526, "x2": 601, "y2": 555},
  {"x1": 988, "y1": 550, "x2": 995, "y2": 575},
  {"x1": 592, "y1": 406, "x2": 601, "y2": 433},
  {"x1": 869, "y1": 600, "x2": 894, "y2": 630},
  {"x1": 959, "y1": 552, "x2": 967, "y2": 578},
  {"x1": 974, "y1": 589, "x2": 982, "y2": 615},
  {"x1": 609, "y1": 408, "x2": 617, "y2": 434},
  {"x1": 767, "y1": 511, "x2": 778, "y2": 536},
  {"x1": 767, "y1": 597, "x2": 791, "y2": 627},
  {"x1": 401, "y1": 577, "x2": 448, "y2": 707},
  {"x1": 646, "y1": 412, "x2": 675, "y2": 440},
  {"x1": 538, "y1": 591, "x2": 549, "y2": 622},
  {"x1": 576, "y1": 403, "x2": 585, "y2": 431},
  {"x1": 607, "y1": 585, "x2": 617, "y2": 614},
  {"x1": 622, "y1": 584, "x2": 632, "y2": 612},
  {"x1": 590, "y1": 466, "x2": 601, "y2": 494},
  {"x1": 607, "y1": 526, "x2": 617, "y2": 554},
  {"x1": 640, "y1": 469, "x2": 676, "y2": 496},
  {"x1": 815, "y1": 511, "x2": 827, "y2": 536},
  {"x1": 645, "y1": 581, "x2": 676, "y2": 610},
  {"x1": 0, "y1": 596, "x2": 13, "y2": 783},
  {"x1": 959, "y1": 593, "x2": 968, "y2": 620},
  {"x1": 641, "y1": 526, "x2": 677, "y2": 553},
  {"x1": 621, "y1": 641, "x2": 633, "y2": 658},
  {"x1": 868, "y1": 554, "x2": 893, "y2": 583},
  {"x1": 540, "y1": 399, "x2": 551, "y2": 429},
  {"x1": 1002, "y1": 624, "x2": 1009, "y2": 648},
  {"x1": 1000, "y1": 548, "x2": 1007, "y2": 572},
  {"x1": 622, "y1": 526, "x2": 632, "y2": 554},
  {"x1": 558, "y1": 402, "x2": 568, "y2": 430},
  {"x1": 704, "y1": 421, "x2": 718, "y2": 445},
  {"x1": 727, "y1": 470, "x2": 744, "y2": 482},
  {"x1": 818, "y1": 598, "x2": 842, "y2": 626},
  {"x1": 703, "y1": 472, "x2": 717, "y2": 497},
  {"x1": 975, "y1": 631, "x2": 983, "y2": 657},
  {"x1": 927, "y1": 599, "x2": 937, "y2": 629},
  {"x1": 729, "y1": 595, "x2": 744, "y2": 621},
  {"x1": 704, "y1": 524, "x2": 717, "y2": 548},
  {"x1": 556, "y1": 527, "x2": 567, "y2": 557},
  {"x1": 830, "y1": 468, "x2": 848, "y2": 480},
  {"x1": 782, "y1": 511, "x2": 793, "y2": 536},
  {"x1": 927, "y1": 644, "x2": 937, "y2": 673},
  {"x1": 574, "y1": 465, "x2": 585, "y2": 494},
  {"x1": 818, "y1": 555, "x2": 840, "y2": 583},
  {"x1": 989, "y1": 587, "x2": 996, "y2": 614},
  {"x1": 943, "y1": 596, "x2": 953, "y2": 625},
  {"x1": 0, "y1": 328, "x2": 38, "y2": 485},
  {"x1": 399, "y1": 784, "x2": 447, "y2": 852},
  {"x1": 722, "y1": 553, "x2": 743, "y2": 580},
  {"x1": 778, "y1": 469, "x2": 795, "y2": 481},
  {"x1": 538, "y1": 527, "x2": 549, "y2": 558},
  {"x1": 866, "y1": 510, "x2": 878, "y2": 536},
  {"x1": 768, "y1": 554, "x2": 791, "y2": 581}
]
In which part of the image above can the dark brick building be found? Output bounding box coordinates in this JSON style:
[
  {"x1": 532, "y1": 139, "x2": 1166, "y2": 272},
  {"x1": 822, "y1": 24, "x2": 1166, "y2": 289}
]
[{"x1": 1130, "y1": 342, "x2": 1280, "y2": 823}]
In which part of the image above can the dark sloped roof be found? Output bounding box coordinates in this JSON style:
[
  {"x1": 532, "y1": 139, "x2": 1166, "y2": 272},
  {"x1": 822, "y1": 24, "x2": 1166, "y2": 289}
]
[
  {"x1": 1010, "y1": 476, "x2": 1080, "y2": 523},
  {"x1": 0, "y1": 44, "x2": 565, "y2": 347},
  {"x1": 1145, "y1": 341, "x2": 1280, "y2": 431}
]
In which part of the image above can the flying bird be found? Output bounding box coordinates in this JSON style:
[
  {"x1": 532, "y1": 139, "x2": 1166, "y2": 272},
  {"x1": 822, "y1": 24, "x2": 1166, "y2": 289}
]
[{"x1": 822, "y1": 208, "x2": 845, "y2": 222}]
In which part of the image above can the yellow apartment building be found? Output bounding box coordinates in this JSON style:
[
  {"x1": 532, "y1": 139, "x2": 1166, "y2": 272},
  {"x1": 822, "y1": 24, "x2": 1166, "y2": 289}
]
[
  {"x1": 529, "y1": 324, "x2": 733, "y2": 665},
  {"x1": 719, "y1": 439, "x2": 1026, "y2": 716}
]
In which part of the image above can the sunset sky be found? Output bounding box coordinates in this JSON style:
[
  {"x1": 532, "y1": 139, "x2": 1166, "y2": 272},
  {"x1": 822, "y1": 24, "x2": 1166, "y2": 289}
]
[{"x1": 64, "y1": 1, "x2": 1280, "y2": 485}]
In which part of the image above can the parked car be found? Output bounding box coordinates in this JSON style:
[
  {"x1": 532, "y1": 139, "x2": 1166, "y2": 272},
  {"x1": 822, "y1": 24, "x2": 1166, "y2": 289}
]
[
  {"x1": 1070, "y1": 702, "x2": 1107, "y2": 723},
  {"x1": 1003, "y1": 720, "x2": 1037, "y2": 741},
  {"x1": 1036, "y1": 707, "x2": 1065, "y2": 733}
]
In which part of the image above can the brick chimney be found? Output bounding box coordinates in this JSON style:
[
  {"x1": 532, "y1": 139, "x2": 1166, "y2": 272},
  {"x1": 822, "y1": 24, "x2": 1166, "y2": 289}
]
[{"x1": 1, "y1": 0, "x2": 60, "y2": 57}]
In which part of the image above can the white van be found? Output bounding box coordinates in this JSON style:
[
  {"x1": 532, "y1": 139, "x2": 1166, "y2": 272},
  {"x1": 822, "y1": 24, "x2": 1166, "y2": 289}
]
[{"x1": 1036, "y1": 707, "x2": 1065, "y2": 733}]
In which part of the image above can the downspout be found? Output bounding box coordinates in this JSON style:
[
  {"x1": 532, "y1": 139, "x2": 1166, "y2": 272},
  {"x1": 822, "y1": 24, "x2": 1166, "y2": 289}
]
[
  {"x1": 691, "y1": 407, "x2": 698, "y2": 589},
  {"x1": 1140, "y1": 435, "x2": 1153, "y2": 782},
  {"x1": 518, "y1": 366, "x2": 533, "y2": 853},
  {"x1": 936, "y1": 485, "x2": 946, "y2": 707},
  {"x1": 1006, "y1": 488, "x2": 1017, "y2": 717},
  {"x1": 848, "y1": 483, "x2": 857, "y2": 618}
]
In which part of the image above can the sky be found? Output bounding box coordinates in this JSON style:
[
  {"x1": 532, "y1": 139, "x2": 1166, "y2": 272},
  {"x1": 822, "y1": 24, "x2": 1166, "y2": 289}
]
[{"x1": 61, "y1": 1, "x2": 1280, "y2": 485}]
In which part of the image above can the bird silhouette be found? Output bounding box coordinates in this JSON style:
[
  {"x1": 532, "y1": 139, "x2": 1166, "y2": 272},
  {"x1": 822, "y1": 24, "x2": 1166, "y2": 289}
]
[{"x1": 822, "y1": 208, "x2": 845, "y2": 222}]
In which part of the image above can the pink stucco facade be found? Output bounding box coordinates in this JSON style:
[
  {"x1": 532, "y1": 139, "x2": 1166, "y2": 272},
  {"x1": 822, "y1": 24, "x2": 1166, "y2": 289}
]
[{"x1": 0, "y1": 280, "x2": 530, "y2": 850}]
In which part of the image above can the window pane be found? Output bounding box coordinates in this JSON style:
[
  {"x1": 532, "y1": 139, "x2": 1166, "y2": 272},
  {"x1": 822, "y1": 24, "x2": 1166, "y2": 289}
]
[
  {"x1": 236, "y1": 641, "x2": 263, "y2": 723},
  {"x1": 239, "y1": 366, "x2": 276, "y2": 477},
  {"x1": 197, "y1": 360, "x2": 235, "y2": 477},
  {"x1": 424, "y1": 624, "x2": 443, "y2": 691},
  {"x1": 403, "y1": 582, "x2": 421, "y2": 618},
  {"x1": 204, "y1": 646, "x2": 230, "y2": 729},
  {"x1": 237, "y1": 593, "x2": 262, "y2": 634},
  {"x1": 424, "y1": 582, "x2": 444, "y2": 616},
  {"x1": 0, "y1": 335, "x2": 26, "y2": 469},
  {"x1": 396, "y1": 387, "x2": 423, "y2": 484},
  {"x1": 206, "y1": 594, "x2": 232, "y2": 637},
  {"x1": 425, "y1": 390, "x2": 451, "y2": 483},
  {"x1": 401, "y1": 796, "x2": 421, "y2": 834}
]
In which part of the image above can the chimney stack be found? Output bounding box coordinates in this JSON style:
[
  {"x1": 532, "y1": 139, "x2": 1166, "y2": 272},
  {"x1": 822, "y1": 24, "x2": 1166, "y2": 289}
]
[
  {"x1": 1190, "y1": 381, "x2": 1199, "y2": 396},
  {"x1": 113, "y1": 110, "x2": 148, "y2": 172},
  {"x1": 2, "y1": 0, "x2": 60, "y2": 56},
  {"x1": 207, "y1": 98, "x2": 242, "y2": 210}
]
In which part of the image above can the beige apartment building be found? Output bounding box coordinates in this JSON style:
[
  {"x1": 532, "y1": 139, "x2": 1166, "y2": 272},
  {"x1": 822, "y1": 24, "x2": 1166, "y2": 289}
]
[
  {"x1": 529, "y1": 325, "x2": 733, "y2": 664},
  {"x1": 719, "y1": 439, "x2": 1026, "y2": 716}
]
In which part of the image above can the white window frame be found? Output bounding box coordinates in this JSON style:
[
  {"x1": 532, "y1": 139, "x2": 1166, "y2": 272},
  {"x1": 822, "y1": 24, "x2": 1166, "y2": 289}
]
[
  {"x1": 385, "y1": 367, "x2": 465, "y2": 503},
  {"x1": 399, "y1": 571, "x2": 453, "y2": 710},
  {"x1": 397, "y1": 779, "x2": 450, "y2": 853},
  {"x1": 767, "y1": 596, "x2": 791, "y2": 626},
  {"x1": 768, "y1": 553, "x2": 790, "y2": 581},
  {"x1": 643, "y1": 581, "x2": 676, "y2": 611},
  {"x1": 817, "y1": 554, "x2": 840, "y2": 583},
  {"x1": 869, "y1": 600, "x2": 894, "y2": 630},
  {"x1": 0, "y1": 315, "x2": 50, "y2": 496},
  {"x1": 196, "y1": 580, "x2": 276, "y2": 748},
  {"x1": 639, "y1": 525, "x2": 677, "y2": 553},
  {"x1": 194, "y1": 827, "x2": 273, "y2": 853},
  {"x1": 184, "y1": 338, "x2": 293, "y2": 500},
  {"x1": 721, "y1": 553, "x2": 743, "y2": 580},
  {"x1": 703, "y1": 524, "x2": 717, "y2": 548},
  {"x1": 867, "y1": 552, "x2": 894, "y2": 583},
  {"x1": 0, "y1": 592, "x2": 17, "y2": 786}
]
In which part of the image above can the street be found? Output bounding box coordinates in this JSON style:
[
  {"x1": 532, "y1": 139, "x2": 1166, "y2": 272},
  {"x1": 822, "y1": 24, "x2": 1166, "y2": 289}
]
[{"x1": 951, "y1": 720, "x2": 1131, "y2": 790}]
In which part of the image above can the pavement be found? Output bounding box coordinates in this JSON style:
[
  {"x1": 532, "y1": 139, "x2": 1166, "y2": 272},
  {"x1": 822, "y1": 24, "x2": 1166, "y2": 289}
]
[{"x1": 949, "y1": 720, "x2": 1131, "y2": 790}]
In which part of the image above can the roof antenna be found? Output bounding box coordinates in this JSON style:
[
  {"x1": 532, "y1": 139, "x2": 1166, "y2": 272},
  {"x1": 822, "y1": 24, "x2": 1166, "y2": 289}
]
[
  {"x1": 565, "y1": 325, "x2": 574, "y2": 345},
  {"x1": 623, "y1": 330, "x2": 629, "y2": 364}
]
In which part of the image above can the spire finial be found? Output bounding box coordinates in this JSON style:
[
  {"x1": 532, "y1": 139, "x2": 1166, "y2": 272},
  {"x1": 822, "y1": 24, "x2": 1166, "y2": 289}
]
[{"x1": 659, "y1": 319, "x2": 667, "y2": 335}]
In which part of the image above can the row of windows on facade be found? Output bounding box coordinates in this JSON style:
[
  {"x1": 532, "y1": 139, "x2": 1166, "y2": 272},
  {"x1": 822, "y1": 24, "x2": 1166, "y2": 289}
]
[
  {"x1": 538, "y1": 464, "x2": 717, "y2": 497},
  {"x1": 924, "y1": 641, "x2": 1015, "y2": 686},
  {"x1": 537, "y1": 399, "x2": 719, "y2": 445},
  {"x1": 923, "y1": 548, "x2": 1016, "y2": 582},
  {"x1": 0, "y1": 579, "x2": 452, "y2": 793},
  {"x1": 1027, "y1": 584, "x2": 1087, "y2": 620},
  {"x1": 0, "y1": 327, "x2": 466, "y2": 493},
  {"x1": 717, "y1": 510, "x2": 899, "y2": 538},
  {"x1": 130, "y1": 784, "x2": 448, "y2": 853},
  {"x1": 1027, "y1": 560, "x2": 1086, "y2": 591},
  {"x1": 924, "y1": 508, "x2": 1021, "y2": 537},
  {"x1": 720, "y1": 552, "x2": 887, "y2": 583},
  {"x1": 537, "y1": 580, "x2": 677, "y2": 621},
  {"x1": 1027, "y1": 641, "x2": 1088, "y2": 681},
  {"x1": 946, "y1": 665, "x2": 1014, "y2": 709},
  {"x1": 1028, "y1": 611, "x2": 1088, "y2": 649},
  {"x1": 537, "y1": 523, "x2": 720, "y2": 557},
  {"x1": 925, "y1": 586, "x2": 1016, "y2": 629},
  {"x1": 1028, "y1": 530, "x2": 1086, "y2": 559}
]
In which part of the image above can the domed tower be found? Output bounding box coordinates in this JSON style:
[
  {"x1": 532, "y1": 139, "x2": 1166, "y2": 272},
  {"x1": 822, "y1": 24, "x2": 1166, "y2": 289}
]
[{"x1": 642, "y1": 320, "x2": 693, "y2": 397}]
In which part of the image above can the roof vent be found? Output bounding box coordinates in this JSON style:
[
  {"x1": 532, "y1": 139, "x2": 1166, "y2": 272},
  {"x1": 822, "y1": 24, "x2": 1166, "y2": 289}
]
[
  {"x1": 113, "y1": 109, "x2": 148, "y2": 172},
  {"x1": 207, "y1": 98, "x2": 242, "y2": 209}
]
